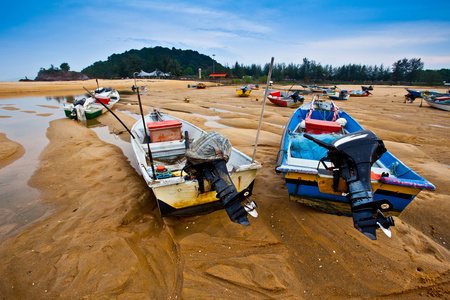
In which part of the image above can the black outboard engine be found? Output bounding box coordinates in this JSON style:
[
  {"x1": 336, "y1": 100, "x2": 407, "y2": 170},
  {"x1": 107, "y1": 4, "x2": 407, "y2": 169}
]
[
  {"x1": 70, "y1": 98, "x2": 87, "y2": 118},
  {"x1": 183, "y1": 131, "x2": 257, "y2": 226},
  {"x1": 290, "y1": 91, "x2": 303, "y2": 103},
  {"x1": 304, "y1": 130, "x2": 395, "y2": 240}
]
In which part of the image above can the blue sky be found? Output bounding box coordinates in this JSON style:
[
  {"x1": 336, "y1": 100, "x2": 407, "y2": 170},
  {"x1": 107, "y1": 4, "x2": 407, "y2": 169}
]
[{"x1": 1, "y1": 0, "x2": 449, "y2": 81}]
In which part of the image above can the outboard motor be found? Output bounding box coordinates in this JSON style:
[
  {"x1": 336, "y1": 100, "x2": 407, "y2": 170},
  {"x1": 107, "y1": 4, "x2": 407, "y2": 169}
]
[
  {"x1": 183, "y1": 131, "x2": 257, "y2": 226},
  {"x1": 290, "y1": 91, "x2": 303, "y2": 103},
  {"x1": 70, "y1": 98, "x2": 87, "y2": 118},
  {"x1": 304, "y1": 130, "x2": 395, "y2": 240}
]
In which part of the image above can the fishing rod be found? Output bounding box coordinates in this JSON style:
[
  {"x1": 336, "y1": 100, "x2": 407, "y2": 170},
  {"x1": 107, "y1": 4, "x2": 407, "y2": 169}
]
[
  {"x1": 136, "y1": 88, "x2": 157, "y2": 180},
  {"x1": 287, "y1": 83, "x2": 295, "y2": 93},
  {"x1": 252, "y1": 57, "x2": 274, "y2": 163},
  {"x1": 82, "y1": 86, "x2": 135, "y2": 139}
]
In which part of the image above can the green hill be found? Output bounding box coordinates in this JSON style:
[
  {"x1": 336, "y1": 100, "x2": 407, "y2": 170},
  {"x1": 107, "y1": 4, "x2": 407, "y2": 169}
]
[{"x1": 82, "y1": 46, "x2": 223, "y2": 79}]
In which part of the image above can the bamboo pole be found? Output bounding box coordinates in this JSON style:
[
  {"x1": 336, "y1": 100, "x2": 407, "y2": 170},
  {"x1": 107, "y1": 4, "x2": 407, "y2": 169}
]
[{"x1": 252, "y1": 57, "x2": 274, "y2": 163}]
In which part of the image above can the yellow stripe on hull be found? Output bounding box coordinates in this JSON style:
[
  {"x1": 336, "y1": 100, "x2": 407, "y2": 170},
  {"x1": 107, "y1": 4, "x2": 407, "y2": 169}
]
[
  {"x1": 153, "y1": 169, "x2": 257, "y2": 209},
  {"x1": 237, "y1": 90, "x2": 251, "y2": 97},
  {"x1": 284, "y1": 172, "x2": 420, "y2": 197}
]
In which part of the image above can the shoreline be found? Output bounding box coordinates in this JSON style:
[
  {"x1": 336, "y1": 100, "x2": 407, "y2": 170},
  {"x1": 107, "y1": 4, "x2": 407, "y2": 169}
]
[{"x1": 0, "y1": 79, "x2": 203, "y2": 98}]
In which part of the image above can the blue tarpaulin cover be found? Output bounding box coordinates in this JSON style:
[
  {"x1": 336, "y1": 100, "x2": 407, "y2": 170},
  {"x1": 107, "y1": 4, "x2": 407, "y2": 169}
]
[{"x1": 290, "y1": 133, "x2": 343, "y2": 160}]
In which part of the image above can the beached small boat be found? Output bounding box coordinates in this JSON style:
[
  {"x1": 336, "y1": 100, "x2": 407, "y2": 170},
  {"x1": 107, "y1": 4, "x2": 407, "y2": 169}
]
[
  {"x1": 64, "y1": 87, "x2": 120, "y2": 120},
  {"x1": 275, "y1": 96, "x2": 435, "y2": 240},
  {"x1": 421, "y1": 92, "x2": 450, "y2": 111},
  {"x1": 267, "y1": 90, "x2": 304, "y2": 107},
  {"x1": 309, "y1": 85, "x2": 330, "y2": 93},
  {"x1": 237, "y1": 86, "x2": 252, "y2": 97},
  {"x1": 196, "y1": 83, "x2": 207, "y2": 89},
  {"x1": 94, "y1": 87, "x2": 120, "y2": 99},
  {"x1": 347, "y1": 90, "x2": 371, "y2": 97},
  {"x1": 405, "y1": 89, "x2": 443, "y2": 103},
  {"x1": 130, "y1": 109, "x2": 261, "y2": 225},
  {"x1": 248, "y1": 84, "x2": 260, "y2": 90},
  {"x1": 404, "y1": 88, "x2": 423, "y2": 102},
  {"x1": 132, "y1": 85, "x2": 147, "y2": 92},
  {"x1": 326, "y1": 88, "x2": 350, "y2": 100}
]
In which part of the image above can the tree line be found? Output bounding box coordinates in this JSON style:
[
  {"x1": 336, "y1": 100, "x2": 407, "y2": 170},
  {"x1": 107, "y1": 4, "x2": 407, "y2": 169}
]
[
  {"x1": 75, "y1": 47, "x2": 449, "y2": 85},
  {"x1": 231, "y1": 58, "x2": 449, "y2": 85}
]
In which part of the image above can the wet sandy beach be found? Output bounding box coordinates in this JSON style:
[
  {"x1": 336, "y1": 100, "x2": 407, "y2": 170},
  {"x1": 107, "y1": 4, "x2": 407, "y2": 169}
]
[{"x1": 0, "y1": 79, "x2": 449, "y2": 298}]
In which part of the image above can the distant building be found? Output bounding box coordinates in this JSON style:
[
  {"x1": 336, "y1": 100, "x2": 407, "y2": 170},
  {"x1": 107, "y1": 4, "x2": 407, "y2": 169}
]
[
  {"x1": 209, "y1": 73, "x2": 228, "y2": 79},
  {"x1": 137, "y1": 69, "x2": 170, "y2": 78}
]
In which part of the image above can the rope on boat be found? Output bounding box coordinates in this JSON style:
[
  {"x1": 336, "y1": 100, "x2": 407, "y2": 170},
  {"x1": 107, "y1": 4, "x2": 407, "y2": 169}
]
[
  {"x1": 389, "y1": 162, "x2": 412, "y2": 177},
  {"x1": 275, "y1": 149, "x2": 287, "y2": 173}
]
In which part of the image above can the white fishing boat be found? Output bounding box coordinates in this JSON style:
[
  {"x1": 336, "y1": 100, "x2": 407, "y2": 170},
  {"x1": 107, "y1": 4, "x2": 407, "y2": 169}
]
[
  {"x1": 326, "y1": 88, "x2": 350, "y2": 100},
  {"x1": 421, "y1": 92, "x2": 450, "y2": 111},
  {"x1": 267, "y1": 90, "x2": 304, "y2": 107},
  {"x1": 130, "y1": 109, "x2": 261, "y2": 225},
  {"x1": 64, "y1": 87, "x2": 120, "y2": 120}
]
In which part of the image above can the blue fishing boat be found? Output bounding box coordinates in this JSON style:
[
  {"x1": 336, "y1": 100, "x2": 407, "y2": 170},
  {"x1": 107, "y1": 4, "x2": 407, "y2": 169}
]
[
  {"x1": 405, "y1": 88, "x2": 443, "y2": 102},
  {"x1": 275, "y1": 96, "x2": 435, "y2": 240},
  {"x1": 405, "y1": 88, "x2": 422, "y2": 98},
  {"x1": 326, "y1": 88, "x2": 350, "y2": 100}
]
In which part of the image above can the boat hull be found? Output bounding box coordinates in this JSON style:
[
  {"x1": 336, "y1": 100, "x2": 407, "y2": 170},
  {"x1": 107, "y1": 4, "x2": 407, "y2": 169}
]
[
  {"x1": 327, "y1": 96, "x2": 348, "y2": 100},
  {"x1": 348, "y1": 90, "x2": 371, "y2": 97},
  {"x1": 267, "y1": 91, "x2": 304, "y2": 107},
  {"x1": 267, "y1": 96, "x2": 297, "y2": 107},
  {"x1": 64, "y1": 105, "x2": 107, "y2": 120},
  {"x1": 424, "y1": 98, "x2": 450, "y2": 111},
  {"x1": 280, "y1": 169, "x2": 423, "y2": 217},
  {"x1": 154, "y1": 169, "x2": 258, "y2": 215},
  {"x1": 326, "y1": 90, "x2": 349, "y2": 100},
  {"x1": 237, "y1": 89, "x2": 251, "y2": 97}
]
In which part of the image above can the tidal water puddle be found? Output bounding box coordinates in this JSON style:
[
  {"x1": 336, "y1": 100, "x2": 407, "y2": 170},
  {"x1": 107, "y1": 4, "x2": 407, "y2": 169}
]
[
  {"x1": 162, "y1": 107, "x2": 232, "y2": 129},
  {"x1": 429, "y1": 124, "x2": 450, "y2": 129},
  {"x1": 200, "y1": 105, "x2": 284, "y2": 129},
  {"x1": 195, "y1": 114, "x2": 231, "y2": 129},
  {"x1": 0, "y1": 95, "x2": 137, "y2": 242},
  {"x1": 0, "y1": 96, "x2": 67, "y2": 241}
]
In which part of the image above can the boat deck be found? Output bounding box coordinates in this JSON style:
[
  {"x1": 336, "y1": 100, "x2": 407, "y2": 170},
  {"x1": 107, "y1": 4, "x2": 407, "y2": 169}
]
[{"x1": 283, "y1": 135, "x2": 392, "y2": 177}]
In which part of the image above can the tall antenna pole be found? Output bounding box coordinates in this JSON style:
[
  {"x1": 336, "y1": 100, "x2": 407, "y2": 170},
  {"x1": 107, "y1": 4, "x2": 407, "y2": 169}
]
[{"x1": 252, "y1": 57, "x2": 274, "y2": 163}]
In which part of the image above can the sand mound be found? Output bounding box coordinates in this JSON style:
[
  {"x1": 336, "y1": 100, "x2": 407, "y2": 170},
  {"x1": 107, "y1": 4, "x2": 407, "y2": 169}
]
[{"x1": 0, "y1": 133, "x2": 25, "y2": 169}]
